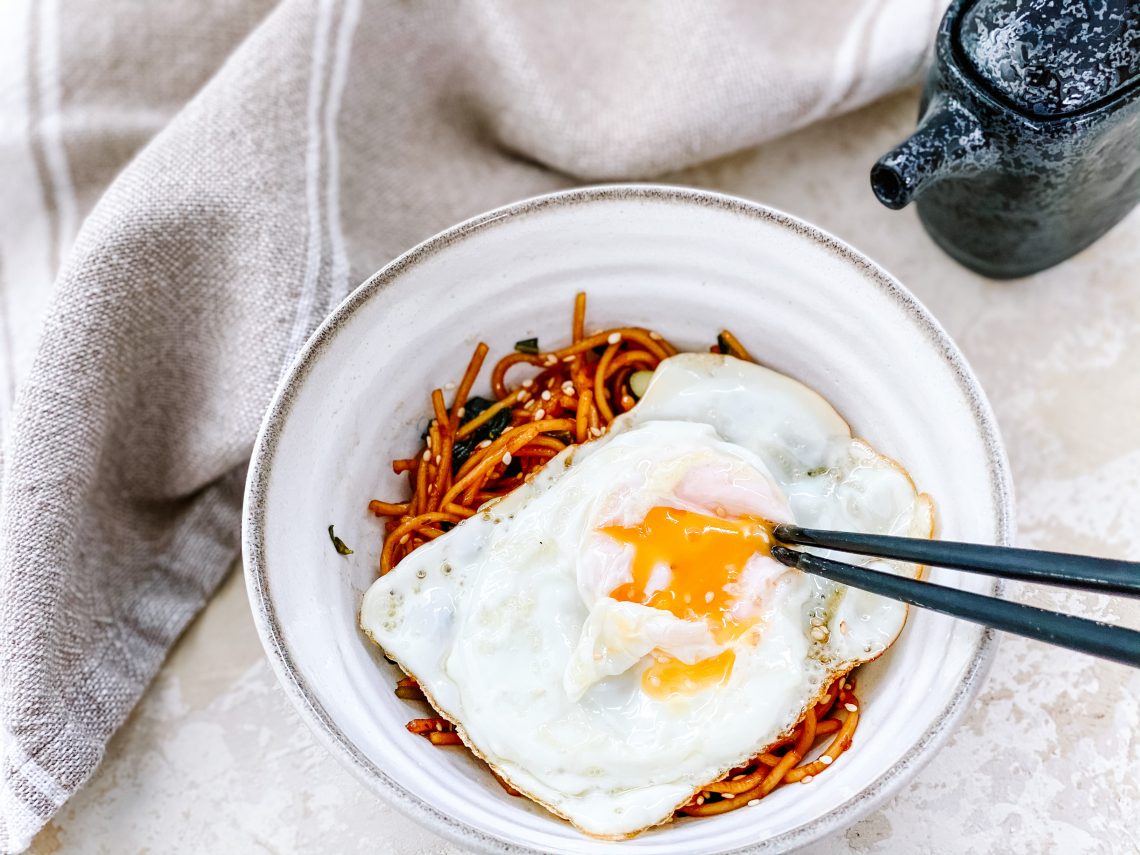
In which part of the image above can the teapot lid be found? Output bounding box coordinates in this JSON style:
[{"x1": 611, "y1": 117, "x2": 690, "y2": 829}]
[{"x1": 958, "y1": 0, "x2": 1139, "y2": 116}]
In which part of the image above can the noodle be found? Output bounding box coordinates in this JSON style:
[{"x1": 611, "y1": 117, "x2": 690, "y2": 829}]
[{"x1": 367, "y1": 293, "x2": 861, "y2": 818}]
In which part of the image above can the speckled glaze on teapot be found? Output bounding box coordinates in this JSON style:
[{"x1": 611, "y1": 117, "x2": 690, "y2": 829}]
[{"x1": 872, "y1": 0, "x2": 1140, "y2": 279}]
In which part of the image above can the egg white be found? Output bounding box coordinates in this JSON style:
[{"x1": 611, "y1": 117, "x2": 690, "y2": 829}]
[{"x1": 360, "y1": 354, "x2": 933, "y2": 838}]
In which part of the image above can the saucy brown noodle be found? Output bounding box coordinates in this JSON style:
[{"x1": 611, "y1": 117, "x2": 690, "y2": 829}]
[{"x1": 369, "y1": 292, "x2": 860, "y2": 817}]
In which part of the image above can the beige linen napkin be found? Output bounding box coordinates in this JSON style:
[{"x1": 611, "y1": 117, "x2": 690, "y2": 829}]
[{"x1": 0, "y1": 0, "x2": 945, "y2": 849}]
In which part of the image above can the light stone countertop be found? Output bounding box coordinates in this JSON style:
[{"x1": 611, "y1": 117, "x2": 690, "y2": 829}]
[{"x1": 29, "y1": 88, "x2": 1140, "y2": 855}]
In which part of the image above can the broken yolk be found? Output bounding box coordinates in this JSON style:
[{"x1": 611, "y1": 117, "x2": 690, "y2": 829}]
[
  {"x1": 640, "y1": 649, "x2": 737, "y2": 700},
  {"x1": 602, "y1": 506, "x2": 774, "y2": 698}
]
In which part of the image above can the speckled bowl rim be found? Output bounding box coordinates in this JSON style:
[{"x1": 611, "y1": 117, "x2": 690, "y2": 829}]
[{"x1": 242, "y1": 184, "x2": 1015, "y2": 855}]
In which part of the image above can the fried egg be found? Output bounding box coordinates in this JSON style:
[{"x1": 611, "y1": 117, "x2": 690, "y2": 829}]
[{"x1": 360, "y1": 353, "x2": 933, "y2": 838}]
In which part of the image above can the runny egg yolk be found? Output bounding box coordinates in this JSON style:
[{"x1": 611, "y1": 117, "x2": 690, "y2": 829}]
[{"x1": 601, "y1": 506, "x2": 774, "y2": 699}]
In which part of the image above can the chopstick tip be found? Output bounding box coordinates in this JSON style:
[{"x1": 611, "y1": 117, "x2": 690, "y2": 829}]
[
  {"x1": 771, "y1": 545, "x2": 801, "y2": 568},
  {"x1": 772, "y1": 523, "x2": 803, "y2": 544}
]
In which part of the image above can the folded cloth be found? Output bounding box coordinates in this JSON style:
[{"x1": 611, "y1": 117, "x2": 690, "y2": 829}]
[{"x1": 0, "y1": 0, "x2": 945, "y2": 849}]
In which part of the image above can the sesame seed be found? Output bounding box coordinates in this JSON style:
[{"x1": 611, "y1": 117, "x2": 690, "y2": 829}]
[
  {"x1": 436, "y1": 723, "x2": 443, "y2": 732},
  {"x1": 562, "y1": 381, "x2": 575, "y2": 395},
  {"x1": 434, "y1": 455, "x2": 441, "y2": 465},
  {"x1": 399, "y1": 534, "x2": 409, "y2": 545},
  {"x1": 477, "y1": 439, "x2": 491, "y2": 449},
  {"x1": 545, "y1": 356, "x2": 558, "y2": 366},
  {"x1": 501, "y1": 452, "x2": 512, "y2": 466},
  {"x1": 590, "y1": 427, "x2": 603, "y2": 437},
  {"x1": 562, "y1": 355, "x2": 575, "y2": 363},
  {"x1": 444, "y1": 382, "x2": 456, "y2": 391},
  {"x1": 844, "y1": 682, "x2": 853, "y2": 690},
  {"x1": 820, "y1": 755, "x2": 833, "y2": 765},
  {"x1": 696, "y1": 796, "x2": 705, "y2": 806},
  {"x1": 722, "y1": 793, "x2": 735, "y2": 799},
  {"x1": 534, "y1": 409, "x2": 546, "y2": 420},
  {"x1": 457, "y1": 406, "x2": 465, "y2": 418},
  {"x1": 607, "y1": 332, "x2": 621, "y2": 345},
  {"x1": 541, "y1": 389, "x2": 552, "y2": 401},
  {"x1": 801, "y1": 775, "x2": 814, "y2": 784},
  {"x1": 421, "y1": 449, "x2": 431, "y2": 461},
  {"x1": 747, "y1": 799, "x2": 761, "y2": 807},
  {"x1": 522, "y1": 378, "x2": 534, "y2": 388},
  {"x1": 649, "y1": 331, "x2": 662, "y2": 340},
  {"x1": 731, "y1": 774, "x2": 744, "y2": 781},
  {"x1": 705, "y1": 592, "x2": 714, "y2": 603},
  {"x1": 845, "y1": 703, "x2": 858, "y2": 712}
]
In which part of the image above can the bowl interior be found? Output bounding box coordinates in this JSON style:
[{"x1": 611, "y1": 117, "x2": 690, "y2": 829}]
[{"x1": 244, "y1": 188, "x2": 1011, "y2": 855}]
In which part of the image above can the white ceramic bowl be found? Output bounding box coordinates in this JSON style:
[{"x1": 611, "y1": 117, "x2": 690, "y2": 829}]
[{"x1": 243, "y1": 185, "x2": 1013, "y2": 854}]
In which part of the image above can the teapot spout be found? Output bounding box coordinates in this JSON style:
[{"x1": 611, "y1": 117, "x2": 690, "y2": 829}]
[{"x1": 871, "y1": 95, "x2": 994, "y2": 210}]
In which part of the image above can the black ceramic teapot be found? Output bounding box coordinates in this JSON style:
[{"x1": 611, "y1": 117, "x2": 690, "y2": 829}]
[{"x1": 871, "y1": 0, "x2": 1140, "y2": 279}]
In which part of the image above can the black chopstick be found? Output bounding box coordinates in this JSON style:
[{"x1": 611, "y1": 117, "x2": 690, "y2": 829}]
[
  {"x1": 770, "y1": 546, "x2": 1140, "y2": 667},
  {"x1": 774, "y1": 525, "x2": 1140, "y2": 598}
]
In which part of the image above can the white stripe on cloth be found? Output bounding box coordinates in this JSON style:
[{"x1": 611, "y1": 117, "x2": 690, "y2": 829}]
[
  {"x1": 0, "y1": 777, "x2": 42, "y2": 855},
  {"x1": 0, "y1": 725, "x2": 67, "y2": 853},
  {"x1": 0, "y1": 0, "x2": 51, "y2": 440},
  {"x1": 34, "y1": 0, "x2": 78, "y2": 272},
  {"x1": 797, "y1": 0, "x2": 882, "y2": 127},
  {"x1": 0, "y1": 731, "x2": 68, "y2": 808},
  {"x1": 285, "y1": 0, "x2": 338, "y2": 364},
  {"x1": 0, "y1": 0, "x2": 80, "y2": 453},
  {"x1": 324, "y1": 0, "x2": 361, "y2": 300}
]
